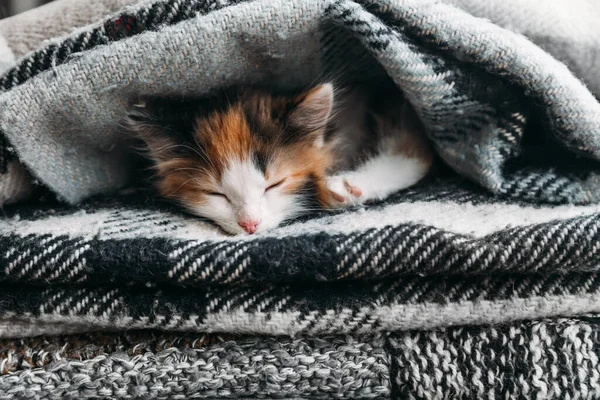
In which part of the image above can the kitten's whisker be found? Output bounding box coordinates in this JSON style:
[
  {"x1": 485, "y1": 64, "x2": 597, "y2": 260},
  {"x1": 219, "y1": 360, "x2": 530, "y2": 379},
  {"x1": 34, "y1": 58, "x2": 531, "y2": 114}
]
[
  {"x1": 165, "y1": 177, "x2": 200, "y2": 198},
  {"x1": 154, "y1": 143, "x2": 206, "y2": 160},
  {"x1": 131, "y1": 82, "x2": 430, "y2": 235},
  {"x1": 193, "y1": 139, "x2": 219, "y2": 171},
  {"x1": 169, "y1": 167, "x2": 208, "y2": 175}
]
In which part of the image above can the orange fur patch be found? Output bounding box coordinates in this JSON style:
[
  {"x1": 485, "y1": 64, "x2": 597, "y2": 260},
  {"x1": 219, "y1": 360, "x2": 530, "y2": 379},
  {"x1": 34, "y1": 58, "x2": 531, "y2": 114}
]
[{"x1": 193, "y1": 104, "x2": 255, "y2": 176}]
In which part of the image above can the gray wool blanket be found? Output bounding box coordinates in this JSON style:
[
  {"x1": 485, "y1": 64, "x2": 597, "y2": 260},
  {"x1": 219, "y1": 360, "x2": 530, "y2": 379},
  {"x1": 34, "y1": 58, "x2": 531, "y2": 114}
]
[
  {"x1": 3, "y1": 0, "x2": 600, "y2": 398},
  {"x1": 2, "y1": 0, "x2": 600, "y2": 205}
]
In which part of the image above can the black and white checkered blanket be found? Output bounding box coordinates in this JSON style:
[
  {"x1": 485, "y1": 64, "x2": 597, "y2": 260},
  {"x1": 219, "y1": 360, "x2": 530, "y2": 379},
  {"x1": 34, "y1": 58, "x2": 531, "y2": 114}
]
[
  {"x1": 3, "y1": 177, "x2": 600, "y2": 336},
  {"x1": 3, "y1": 0, "x2": 600, "y2": 398}
]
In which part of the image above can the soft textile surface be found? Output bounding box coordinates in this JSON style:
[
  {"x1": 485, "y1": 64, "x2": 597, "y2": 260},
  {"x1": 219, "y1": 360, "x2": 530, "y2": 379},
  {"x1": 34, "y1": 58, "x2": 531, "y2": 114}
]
[
  {"x1": 446, "y1": 0, "x2": 600, "y2": 97},
  {"x1": 2, "y1": 179, "x2": 600, "y2": 339},
  {"x1": 2, "y1": 0, "x2": 600, "y2": 204},
  {"x1": 3, "y1": 0, "x2": 600, "y2": 398},
  {"x1": 2, "y1": 318, "x2": 600, "y2": 399},
  {"x1": 0, "y1": 0, "x2": 140, "y2": 59},
  {"x1": 0, "y1": 0, "x2": 140, "y2": 206}
]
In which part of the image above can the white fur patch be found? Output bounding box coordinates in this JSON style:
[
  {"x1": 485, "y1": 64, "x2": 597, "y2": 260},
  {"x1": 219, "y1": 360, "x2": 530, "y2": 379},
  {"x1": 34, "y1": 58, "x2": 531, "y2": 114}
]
[
  {"x1": 189, "y1": 158, "x2": 304, "y2": 235},
  {"x1": 328, "y1": 154, "x2": 431, "y2": 205}
]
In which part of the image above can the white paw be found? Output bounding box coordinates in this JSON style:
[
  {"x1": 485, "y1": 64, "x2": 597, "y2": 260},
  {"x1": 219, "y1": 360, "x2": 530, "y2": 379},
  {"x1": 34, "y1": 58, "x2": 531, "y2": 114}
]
[{"x1": 326, "y1": 174, "x2": 364, "y2": 208}]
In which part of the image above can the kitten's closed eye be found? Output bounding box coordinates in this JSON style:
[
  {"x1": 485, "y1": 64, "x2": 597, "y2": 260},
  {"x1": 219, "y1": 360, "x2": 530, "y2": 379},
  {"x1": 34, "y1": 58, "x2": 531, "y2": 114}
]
[
  {"x1": 209, "y1": 192, "x2": 230, "y2": 202},
  {"x1": 265, "y1": 179, "x2": 285, "y2": 192}
]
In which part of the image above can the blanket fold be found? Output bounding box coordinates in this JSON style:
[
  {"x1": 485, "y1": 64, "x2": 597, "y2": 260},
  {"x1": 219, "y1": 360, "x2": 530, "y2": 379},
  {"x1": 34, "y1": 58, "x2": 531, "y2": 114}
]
[
  {"x1": 3, "y1": 180, "x2": 600, "y2": 289},
  {"x1": 2, "y1": 179, "x2": 600, "y2": 339}
]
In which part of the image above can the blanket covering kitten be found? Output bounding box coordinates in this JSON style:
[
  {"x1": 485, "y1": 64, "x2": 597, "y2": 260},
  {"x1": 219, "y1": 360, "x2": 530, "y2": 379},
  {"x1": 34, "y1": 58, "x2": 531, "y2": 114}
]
[{"x1": 126, "y1": 83, "x2": 433, "y2": 234}]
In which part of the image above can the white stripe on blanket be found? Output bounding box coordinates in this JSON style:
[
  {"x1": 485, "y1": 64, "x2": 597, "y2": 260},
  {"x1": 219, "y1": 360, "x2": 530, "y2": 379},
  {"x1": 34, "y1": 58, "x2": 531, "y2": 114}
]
[{"x1": 2, "y1": 199, "x2": 600, "y2": 240}]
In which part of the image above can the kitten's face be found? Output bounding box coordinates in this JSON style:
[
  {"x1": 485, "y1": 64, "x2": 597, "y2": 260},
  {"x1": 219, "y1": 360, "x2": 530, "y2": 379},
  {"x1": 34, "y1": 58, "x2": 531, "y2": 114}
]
[{"x1": 128, "y1": 84, "x2": 335, "y2": 234}]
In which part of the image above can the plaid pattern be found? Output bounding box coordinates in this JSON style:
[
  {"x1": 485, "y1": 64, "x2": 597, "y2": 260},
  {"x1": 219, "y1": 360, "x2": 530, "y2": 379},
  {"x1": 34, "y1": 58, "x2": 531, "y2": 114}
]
[
  {"x1": 3, "y1": 0, "x2": 600, "y2": 398},
  {"x1": 0, "y1": 0, "x2": 240, "y2": 168},
  {"x1": 2, "y1": 180, "x2": 600, "y2": 285},
  {"x1": 1, "y1": 0, "x2": 600, "y2": 203},
  {"x1": 2, "y1": 179, "x2": 600, "y2": 340},
  {"x1": 0, "y1": 0, "x2": 241, "y2": 92}
]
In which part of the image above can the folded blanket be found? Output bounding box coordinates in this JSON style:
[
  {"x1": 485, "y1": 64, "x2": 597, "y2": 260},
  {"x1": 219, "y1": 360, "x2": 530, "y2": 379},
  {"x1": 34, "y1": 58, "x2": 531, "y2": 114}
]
[
  {"x1": 446, "y1": 0, "x2": 600, "y2": 98},
  {"x1": 2, "y1": 318, "x2": 600, "y2": 398},
  {"x1": 3, "y1": 0, "x2": 600, "y2": 398},
  {"x1": 0, "y1": 0, "x2": 140, "y2": 206},
  {"x1": 2, "y1": 177, "x2": 600, "y2": 340},
  {"x1": 0, "y1": 0, "x2": 140, "y2": 60}
]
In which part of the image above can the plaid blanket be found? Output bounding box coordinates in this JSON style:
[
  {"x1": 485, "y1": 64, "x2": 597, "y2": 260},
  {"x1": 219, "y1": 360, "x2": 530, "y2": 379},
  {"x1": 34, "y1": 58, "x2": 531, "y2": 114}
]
[
  {"x1": 2, "y1": 0, "x2": 600, "y2": 398},
  {"x1": 2, "y1": 178, "x2": 600, "y2": 336}
]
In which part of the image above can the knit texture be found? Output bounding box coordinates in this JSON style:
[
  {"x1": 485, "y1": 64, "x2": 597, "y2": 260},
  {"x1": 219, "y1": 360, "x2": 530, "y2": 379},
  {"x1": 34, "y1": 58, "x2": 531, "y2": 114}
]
[{"x1": 2, "y1": 318, "x2": 600, "y2": 398}]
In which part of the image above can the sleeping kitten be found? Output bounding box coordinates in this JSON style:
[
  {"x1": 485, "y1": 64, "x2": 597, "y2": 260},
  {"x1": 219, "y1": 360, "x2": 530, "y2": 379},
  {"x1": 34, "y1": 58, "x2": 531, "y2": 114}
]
[{"x1": 126, "y1": 83, "x2": 433, "y2": 235}]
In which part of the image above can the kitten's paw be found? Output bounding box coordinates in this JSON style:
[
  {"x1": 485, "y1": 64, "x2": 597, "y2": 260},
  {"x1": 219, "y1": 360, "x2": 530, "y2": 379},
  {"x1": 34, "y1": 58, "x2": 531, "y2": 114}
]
[{"x1": 326, "y1": 175, "x2": 363, "y2": 208}]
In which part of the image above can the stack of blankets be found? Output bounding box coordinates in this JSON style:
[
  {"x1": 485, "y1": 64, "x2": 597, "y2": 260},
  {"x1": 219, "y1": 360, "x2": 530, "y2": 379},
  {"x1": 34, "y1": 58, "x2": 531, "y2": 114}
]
[{"x1": 2, "y1": 0, "x2": 600, "y2": 398}]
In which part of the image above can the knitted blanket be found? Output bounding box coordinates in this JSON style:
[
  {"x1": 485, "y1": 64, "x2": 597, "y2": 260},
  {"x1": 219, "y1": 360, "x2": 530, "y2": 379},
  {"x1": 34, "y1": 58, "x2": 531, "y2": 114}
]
[
  {"x1": 4, "y1": 318, "x2": 600, "y2": 399},
  {"x1": 2, "y1": 0, "x2": 600, "y2": 398}
]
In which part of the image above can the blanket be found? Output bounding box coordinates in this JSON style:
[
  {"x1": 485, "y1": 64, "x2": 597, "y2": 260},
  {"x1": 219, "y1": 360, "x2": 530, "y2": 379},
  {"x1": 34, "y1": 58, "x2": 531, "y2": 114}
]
[
  {"x1": 0, "y1": 0, "x2": 140, "y2": 206},
  {"x1": 2, "y1": 0, "x2": 600, "y2": 205},
  {"x1": 3, "y1": 177, "x2": 600, "y2": 338},
  {"x1": 3, "y1": 318, "x2": 600, "y2": 399},
  {"x1": 3, "y1": 0, "x2": 600, "y2": 398}
]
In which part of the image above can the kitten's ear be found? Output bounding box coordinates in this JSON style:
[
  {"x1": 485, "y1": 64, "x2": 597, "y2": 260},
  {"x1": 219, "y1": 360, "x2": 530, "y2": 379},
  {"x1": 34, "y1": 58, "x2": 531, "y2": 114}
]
[{"x1": 288, "y1": 83, "x2": 334, "y2": 133}]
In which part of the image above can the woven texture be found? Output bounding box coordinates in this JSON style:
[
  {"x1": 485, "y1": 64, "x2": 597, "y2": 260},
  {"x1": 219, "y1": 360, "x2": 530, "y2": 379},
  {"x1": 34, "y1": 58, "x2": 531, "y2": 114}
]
[
  {"x1": 0, "y1": 17, "x2": 33, "y2": 206},
  {"x1": 2, "y1": 0, "x2": 600, "y2": 204},
  {"x1": 0, "y1": 0, "x2": 142, "y2": 201},
  {"x1": 0, "y1": 0, "x2": 140, "y2": 59},
  {"x1": 446, "y1": 0, "x2": 600, "y2": 97},
  {"x1": 3, "y1": 179, "x2": 600, "y2": 339}
]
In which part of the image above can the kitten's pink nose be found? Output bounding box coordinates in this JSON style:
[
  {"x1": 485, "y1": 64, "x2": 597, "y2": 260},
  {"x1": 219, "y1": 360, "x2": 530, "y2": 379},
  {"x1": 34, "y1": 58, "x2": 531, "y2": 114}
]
[{"x1": 238, "y1": 219, "x2": 260, "y2": 234}]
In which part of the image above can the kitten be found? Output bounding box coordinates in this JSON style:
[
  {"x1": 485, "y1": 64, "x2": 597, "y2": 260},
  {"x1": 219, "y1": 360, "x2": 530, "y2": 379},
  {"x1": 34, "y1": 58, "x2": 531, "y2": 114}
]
[{"x1": 126, "y1": 83, "x2": 433, "y2": 235}]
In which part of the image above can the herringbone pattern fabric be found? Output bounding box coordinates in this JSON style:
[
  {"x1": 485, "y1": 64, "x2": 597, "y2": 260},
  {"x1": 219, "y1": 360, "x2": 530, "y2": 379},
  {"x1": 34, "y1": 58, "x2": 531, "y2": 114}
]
[
  {"x1": 0, "y1": 0, "x2": 242, "y2": 91},
  {"x1": 2, "y1": 180, "x2": 600, "y2": 339}
]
